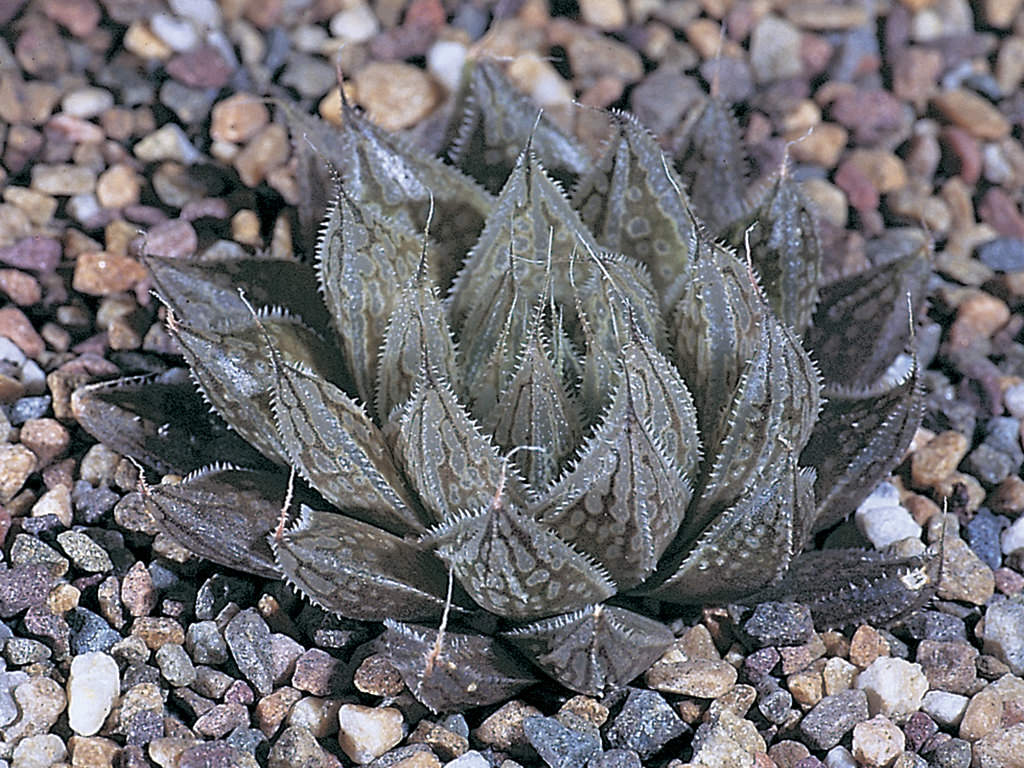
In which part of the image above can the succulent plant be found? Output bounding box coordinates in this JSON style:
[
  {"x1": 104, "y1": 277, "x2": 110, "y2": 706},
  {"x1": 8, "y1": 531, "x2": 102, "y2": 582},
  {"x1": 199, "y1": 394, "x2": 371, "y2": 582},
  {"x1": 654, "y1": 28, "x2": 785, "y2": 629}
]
[{"x1": 75, "y1": 61, "x2": 936, "y2": 711}]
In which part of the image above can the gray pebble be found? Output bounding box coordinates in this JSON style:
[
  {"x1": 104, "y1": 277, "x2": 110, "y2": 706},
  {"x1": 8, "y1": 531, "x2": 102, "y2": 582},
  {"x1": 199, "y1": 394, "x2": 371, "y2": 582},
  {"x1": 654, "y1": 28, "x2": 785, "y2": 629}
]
[
  {"x1": 982, "y1": 597, "x2": 1024, "y2": 674},
  {"x1": 155, "y1": 642, "x2": 196, "y2": 687},
  {"x1": 224, "y1": 608, "x2": 275, "y2": 695},
  {"x1": 742, "y1": 602, "x2": 815, "y2": 647},
  {"x1": 586, "y1": 749, "x2": 641, "y2": 768},
  {"x1": 931, "y1": 737, "x2": 972, "y2": 768},
  {"x1": 67, "y1": 607, "x2": 121, "y2": 654},
  {"x1": 605, "y1": 689, "x2": 686, "y2": 759},
  {"x1": 4, "y1": 637, "x2": 51, "y2": 666},
  {"x1": 186, "y1": 620, "x2": 229, "y2": 665},
  {"x1": 56, "y1": 530, "x2": 114, "y2": 573},
  {"x1": 977, "y1": 237, "x2": 1024, "y2": 272},
  {"x1": 525, "y1": 715, "x2": 601, "y2": 768},
  {"x1": 800, "y1": 689, "x2": 869, "y2": 751}
]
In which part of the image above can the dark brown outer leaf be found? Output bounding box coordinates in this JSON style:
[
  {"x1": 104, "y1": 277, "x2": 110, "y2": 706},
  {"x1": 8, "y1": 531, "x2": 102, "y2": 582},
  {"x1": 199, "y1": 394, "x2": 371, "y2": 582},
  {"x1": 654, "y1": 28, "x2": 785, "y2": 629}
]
[
  {"x1": 169, "y1": 313, "x2": 343, "y2": 465},
  {"x1": 485, "y1": 310, "x2": 581, "y2": 488},
  {"x1": 645, "y1": 459, "x2": 815, "y2": 603},
  {"x1": 534, "y1": 329, "x2": 697, "y2": 590},
  {"x1": 378, "y1": 620, "x2": 537, "y2": 713},
  {"x1": 317, "y1": 188, "x2": 432, "y2": 415},
  {"x1": 675, "y1": 97, "x2": 750, "y2": 237},
  {"x1": 394, "y1": 367, "x2": 519, "y2": 523},
  {"x1": 144, "y1": 467, "x2": 286, "y2": 578},
  {"x1": 377, "y1": 277, "x2": 460, "y2": 423},
  {"x1": 748, "y1": 546, "x2": 940, "y2": 630},
  {"x1": 272, "y1": 359, "x2": 425, "y2": 535},
  {"x1": 803, "y1": 360, "x2": 923, "y2": 533},
  {"x1": 572, "y1": 112, "x2": 696, "y2": 311},
  {"x1": 275, "y1": 507, "x2": 450, "y2": 622},
  {"x1": 71, "y1": 372, "x2": 267, "y2": 477},
  {"x1": 429, "y1": 501, "x2": 616, "y2": 620},
  {"x1": 446, "y1": 59, "x2": 593, "y2": 190},
  {"x1": 739, "y1": 171, "x2": 821, "y2": 335},
  {"x1": 278, "y1": 97, "x2": 492, "y2": 281},
  {"x1": 146, "y1": 254, "x2": 331, "y2": 333},
  {"x1": 807, "y1": 242, "x2": 931, "y2": 390},
  {"x1": 670, "y1": 232, "x2": 764, "y2": 447},
  {"x1": 503, "y1": 604, "x2": 674, "y2": 696}
]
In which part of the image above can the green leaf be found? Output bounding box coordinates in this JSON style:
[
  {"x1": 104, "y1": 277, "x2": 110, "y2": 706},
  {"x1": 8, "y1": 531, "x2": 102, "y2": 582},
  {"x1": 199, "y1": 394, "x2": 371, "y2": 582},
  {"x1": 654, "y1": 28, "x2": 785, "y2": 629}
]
[
  {"x1": 275, "y1": 506, "x2": 451, "y2": 621},
  {"x1": 572, "y1": 112, "x2": 697, "y2": 310},
  {"x1": 645, "y1": 458, "x2": 815, "y2": 602},
  {"x1": 272, "y1": 359, "x2": 425, "y2": 535},
  {"x1": 534, "y1": 325, "x2": 698, "y2": 590},
  {"x1": 394, "y1": 367, "x2": 518, "y2": 523},
  {"x1": 428, "y1": 501, "x2": 616, "y2": 620},
  {"x1": 317, "y1": 187, "x2": 433, "y2": 413}
]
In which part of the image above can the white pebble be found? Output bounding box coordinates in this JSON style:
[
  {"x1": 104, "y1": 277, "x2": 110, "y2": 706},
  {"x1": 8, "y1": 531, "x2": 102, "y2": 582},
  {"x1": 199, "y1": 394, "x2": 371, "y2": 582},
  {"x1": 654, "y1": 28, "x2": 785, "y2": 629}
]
[
  {"x1": 855, "y1": 503, "x2": 922, "y2": 549},
  {"x1": 150, "y1": 13, "x2": 199, "y2": 52},
  {"x1": 292, "y1": 24, "x2": 329, "y2": 53},
  {"x1": 852, "y1": 715, "x2": 904, "y2": 767},
  {"x1": 168, "y1": 0, "x2": 221, "y2": 28},
  {"x1": 288, "y1": 696, "x2": 341, "y2": 739},
  {"x1": 427, "y1": 40, "x2": 468, "y2": 93},
  {"x1": 61, "y1": 87, "x2": 114, "y2": 119},
  {"x1": 11, "y1": 733, "x2": 66, "y2": 768},
  {"x1": 856, "y1": 481, "x2": 901, "y2": 513},
  {"x1": 824, "y1": 745, "x2": 858, "y2": 768},
  {"x1": 1002, "y1": 515, "x2": 1024, "y2": 555},
  {"x1": 67, "y1": 652, "x2": 120, "y2": 736},
  {"x1": 922, "y1": 690, "x2": 969, "y2": 728},
  {"x1": 329, "y1": 3, "x2": 379, "y2": 44},
  {"x1": 855, "y1": 657, "x2": 929, "y2": 718},
  {"x1": 134, "y1": 124, "x2": 202, "y2": 165},
  {"x1": 337, "y1": 704, "x2": 404, "y2": 763},
  {"x1": 1004, "y1": 382, "x2": 1024, "y2": 418},
  {"x1": 66, "y1": 194, "x2": 101, "y2": 225},
  {"x1": 446, "y1": 752, "x2": 491, "y2": 768}
]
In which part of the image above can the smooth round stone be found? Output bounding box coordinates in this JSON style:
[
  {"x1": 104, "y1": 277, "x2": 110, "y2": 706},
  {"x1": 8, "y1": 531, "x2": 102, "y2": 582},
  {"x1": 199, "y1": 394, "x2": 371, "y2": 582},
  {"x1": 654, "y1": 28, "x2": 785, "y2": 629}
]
[
  {"x1": 922, "y1": 690, "x2": 969, "y2": 728},
  {"x1": 61, "y1": 87, "x2": 114, "y2": 119},
  {"x1": 11, "y1": 733, "x2": 67, "y2": 768},
  {"x1": 337, "y1": 704, "x2": 404, "y2": 763},
  {"x1": 329, "y1": 3, "x2": 378, "y2": 43},
  {"x1": 855, "y1": 503, "x2": 922, "y2": 549},
  {"x1": 67, "y1": 651, "x2": 120, "y2": 736},
  {"x1": 150, "y1": 13, "x2": 199, "y2": 52}
]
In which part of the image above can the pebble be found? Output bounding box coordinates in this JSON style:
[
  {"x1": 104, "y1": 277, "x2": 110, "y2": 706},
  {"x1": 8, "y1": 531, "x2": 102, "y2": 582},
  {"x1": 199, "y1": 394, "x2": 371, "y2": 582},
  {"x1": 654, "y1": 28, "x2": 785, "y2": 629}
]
[
  {"x1": 269, "y1": 725, "x2": 341, "y2": 768},
  {"x1": 0, "y1": 445, "x2": 39, "y2": 504},
  {"x1": 30, "y1": 164, "x2": 97, "y2": 196},
  {"x1": 981, "y1": 599, "x2": 1024, "y2": 674},
  {"x1": 68, "y1": 607, "x2": 120, "y2": 654},
  {"x1": 72, "y1": 251, "x2": 148, "y2": 296},
  {"x1": 1003, "y1": 516, "x2": 1024, "y2": 555},
  {"x1": 234, "y1": 123, "x2": 289, "y2": 187},
  {"x1": 922, "y1": 690, "x2": 969, "y2": 728},
  {"x1": 689, "y1": 709, "x2": 765, "y2": 767},
  {"x1": 937, "y1": 535, "x2": 995, "y2": 605},
  {"x1": 143, "y1": 218, "x2": 197, "y2": 259},
  {"x1": 0, "y1": 237, "x2": 60, "y2": 272},
  {"x1": 446, "y1": 751, "x2": 490, "y2": 768},
  {"x1": 474, "y1": 700, "x2": 542, "y2": 751},
  {"x1": 749, "y1": 15, "x2": 803, "y2": 83},
  {"x1": 353, "y1": 62, "x2": 441, "y2": 133},
  {"x1": 5, "y1": 676, "x2": 65, "y2": 742},
  {"x1": 426, "y1": 40, "x2": 468, "y2": 94},
  {"x1": 856, "y1": 657, "x2": 929, "y2": 718},
  {"x1": 645, "y1": 658, "x2": 737, "y2": 698},
  {"x1": 354, "y1": 654, "x2": 404, "y2": 697},
  {"x1": 977, "y1": 237, "x2": 1024, "y2": 272},
  {"x1": 131, "y1": 617, "x2": 185, "y2": 650},
  {"x1": 61, "y1": 87, "x2": 114, "y2": 119},
  {"x1": 911, "y1": 430, "x2": 969, "y2": 487},
  {"x1": 57, "y1": 530, "x2": 114, "y2": 572},
  {"x1": 256, "y1": 687, "x2": 303, "y2": 738},
  {"x1": 604, "y1": 689, "x2": 686, "y2": 758},
  {"x1": 134, "y1": 124, "x2": 202, "y2": 164},
  {"x1": 225, "y1": 608, "x2": 275, "y2": 696},
  {"x1": 155, "y1": 642, "x2": 196, "y2": 687},
  {"x1": 579, "y1": 0, "x2": 626, "y2": 29},
  {"x1": 210, "y1": 93, "x2": 269, "y2": 144},
  {"x1": 337, "y1": 705, "x2": 404, "y2": 764},
  {"x1": 30, "y1": 485, "x2": 73, "y2": 530},
  {"x1": 973, "y1": 722, "x2": 1024, "y2": 768},
  {"x1": 121, "y1": 561, "x2": 157, "y2": 618},
  {"x1": 0, "y1": 306, "x2": 45, "y2": 359},
  {"x1": 934, "y1": 89, "x2": 1011, "y2": 140},
  {"x1": 12, "y1": 733, "x2": 67, "y2": 768},
  {"x1": 524, "y1": 714, "x2": 601, "y2": 768},
  {"x1": 20, "y1": 418, "x2": 69, "y2": 467},
  {"x1": 329, "y1": 3, "x2": 380, "y2": 43},
  {"x1": 852, "y1": 715, "x2": 904, "y2": 767},
  {"x1": 742, "y1": 602, "x2": 816, "y2": 647},
  {"x1": 292, "y1": 648, "x2": 344, "y2": 697},
  {"x1": 67, "y1": 651, "x2": 119, "y2": 736},
  {"x1": 96, "y1": 163, "x2": 142, "y2": 209},
  {"x1": 289, "y1": 696, "x2": 341, "y2": 739},
  {"x1": 150, "y1": 13, "x2": 199, "y2": 52},
  {"x1": 916, "y1": 640, "x2": 978, "y2": 694},
  {"x1": 800, "y1": 689, "x2": 870, "y2": 750}
]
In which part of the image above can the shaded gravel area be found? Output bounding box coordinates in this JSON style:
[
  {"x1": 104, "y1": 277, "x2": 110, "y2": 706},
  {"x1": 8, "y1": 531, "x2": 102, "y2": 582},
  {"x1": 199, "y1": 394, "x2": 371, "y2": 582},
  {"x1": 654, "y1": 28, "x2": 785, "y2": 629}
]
[{"x1": 1, "y1": 0, "x2": 1024, "y2": 766}]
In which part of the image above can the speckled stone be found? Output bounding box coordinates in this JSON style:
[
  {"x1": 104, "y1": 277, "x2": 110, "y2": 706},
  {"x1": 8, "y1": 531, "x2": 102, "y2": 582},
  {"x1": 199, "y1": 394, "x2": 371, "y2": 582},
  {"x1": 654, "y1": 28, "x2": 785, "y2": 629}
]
[{"x1": 800, "y1": 689, "x2": 870, "y2": 751}]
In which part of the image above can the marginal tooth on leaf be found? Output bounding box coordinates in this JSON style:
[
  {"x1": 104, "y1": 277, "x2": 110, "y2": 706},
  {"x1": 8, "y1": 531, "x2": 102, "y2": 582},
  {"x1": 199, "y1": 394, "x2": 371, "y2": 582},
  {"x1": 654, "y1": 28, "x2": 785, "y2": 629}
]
[
  {"x1": 377, "y1": 619, "x2": 536, "y2": 713},
  {"x1": 428, "y1": 501, "x2": 616, "y2": 620},
  {"x1": 503, "y1": 604, "x2": 673, "y2": 696},
  {"x1": 275, "y1": 506, "x2": 450, "y2": 621}
]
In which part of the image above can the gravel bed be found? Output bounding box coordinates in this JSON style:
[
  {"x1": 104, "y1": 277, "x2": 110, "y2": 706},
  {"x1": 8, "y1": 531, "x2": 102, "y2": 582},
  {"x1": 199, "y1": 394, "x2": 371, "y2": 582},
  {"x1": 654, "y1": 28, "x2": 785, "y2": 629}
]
[{"x1": 0, "y1": 0, "x2": 1023, "y2": 766}]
